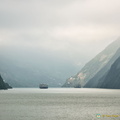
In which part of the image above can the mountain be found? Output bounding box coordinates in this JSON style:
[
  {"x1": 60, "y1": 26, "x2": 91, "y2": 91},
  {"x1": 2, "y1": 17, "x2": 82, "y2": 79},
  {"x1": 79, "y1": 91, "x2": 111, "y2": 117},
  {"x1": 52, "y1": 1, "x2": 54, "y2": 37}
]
[
  {"x1": 0, "y1": 75, "x2": 7, "y2": 89},
  {"x1": 0, "y1": 54, "x2": 80, "y2": 88},
  {"x1": 84, "y1": 48, "x2": 120, "y2": 88},
  {"x1": 0, "y1": 74, "x2": 12, "y2": 89},
  {"x1": 97, "y1": 56, "x2": 120, "y2": 89},
  {"x1": 63, "y1": 38, "x2": 120, "y2": 87},
  {"x1": 4, "y1": 83, "x2": 12, "y2": 89},
  {"x1": 0, "y1": 75, "x2": 7, "y2": 90}
]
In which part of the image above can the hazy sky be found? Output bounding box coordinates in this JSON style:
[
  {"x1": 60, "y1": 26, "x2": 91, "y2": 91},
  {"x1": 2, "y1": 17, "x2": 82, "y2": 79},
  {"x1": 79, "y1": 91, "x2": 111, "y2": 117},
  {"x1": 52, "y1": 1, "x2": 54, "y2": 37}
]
[{"x1": 0, "y1": 0, "x2": 120, "y2": 66}]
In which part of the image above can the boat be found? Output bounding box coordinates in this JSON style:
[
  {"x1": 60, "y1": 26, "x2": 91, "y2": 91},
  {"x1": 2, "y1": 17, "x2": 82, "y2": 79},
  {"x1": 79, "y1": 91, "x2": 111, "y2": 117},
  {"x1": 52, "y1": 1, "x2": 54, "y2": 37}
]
[{"x1": 39, "y1": 84, "x2": 48, "y2": 89}]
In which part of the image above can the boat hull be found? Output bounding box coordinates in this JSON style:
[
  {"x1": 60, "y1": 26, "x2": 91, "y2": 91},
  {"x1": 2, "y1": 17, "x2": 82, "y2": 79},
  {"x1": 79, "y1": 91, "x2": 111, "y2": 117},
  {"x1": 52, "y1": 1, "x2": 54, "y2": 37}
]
[{"x1": 39, "y1": 84, "x2": 48, "y2": 89}]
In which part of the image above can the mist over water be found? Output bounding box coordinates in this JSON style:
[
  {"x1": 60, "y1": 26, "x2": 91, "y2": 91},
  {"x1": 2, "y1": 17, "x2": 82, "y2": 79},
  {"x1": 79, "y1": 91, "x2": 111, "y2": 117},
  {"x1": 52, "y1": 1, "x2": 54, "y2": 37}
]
[
  {"x1": 0, "y1": 88, "x2": 120, "y2": 120},
  {"x1": 0, "y1": 0, "x2": 120, "y2": 119}
]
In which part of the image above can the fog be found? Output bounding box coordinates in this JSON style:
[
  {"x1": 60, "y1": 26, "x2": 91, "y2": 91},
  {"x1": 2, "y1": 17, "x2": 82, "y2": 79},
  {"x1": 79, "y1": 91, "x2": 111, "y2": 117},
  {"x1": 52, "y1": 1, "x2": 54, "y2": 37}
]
[{"x1": 0, "y1": 0, "x2": 120, "y2": 86}]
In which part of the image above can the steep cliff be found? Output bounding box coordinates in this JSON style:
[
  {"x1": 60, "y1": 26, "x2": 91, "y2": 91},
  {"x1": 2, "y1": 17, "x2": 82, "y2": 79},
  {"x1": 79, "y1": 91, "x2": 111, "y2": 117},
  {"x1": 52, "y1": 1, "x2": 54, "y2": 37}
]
[
  {"x1": 97, "y1": 56, "x2": 120, "y2": 89},
  {"x1": 63, "y1": 38, "x2": 120, "y2": 87},
  {"x1": 84, "y1": 48, "x2": 120, "y2": 88},
  {"x1": 0, "y1": 75, "x2": 7, "y2": 90}
]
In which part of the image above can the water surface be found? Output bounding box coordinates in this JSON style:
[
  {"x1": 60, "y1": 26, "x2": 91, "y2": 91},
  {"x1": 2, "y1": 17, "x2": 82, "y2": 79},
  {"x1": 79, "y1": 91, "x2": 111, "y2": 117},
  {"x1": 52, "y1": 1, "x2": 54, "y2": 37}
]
[{"x1": 0, "y1": 88, "x2": 120, "y2": 120}]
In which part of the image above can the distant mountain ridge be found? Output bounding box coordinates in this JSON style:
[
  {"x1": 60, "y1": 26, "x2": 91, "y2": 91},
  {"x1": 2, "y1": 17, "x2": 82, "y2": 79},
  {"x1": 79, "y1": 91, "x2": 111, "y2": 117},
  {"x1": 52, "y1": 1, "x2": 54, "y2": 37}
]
[
  {"x1": 0, "y1": 53, "x2": 80, "y2": 88},
  {"x1": 63, "y1": 38, "x2": 120, "y2": 87}
]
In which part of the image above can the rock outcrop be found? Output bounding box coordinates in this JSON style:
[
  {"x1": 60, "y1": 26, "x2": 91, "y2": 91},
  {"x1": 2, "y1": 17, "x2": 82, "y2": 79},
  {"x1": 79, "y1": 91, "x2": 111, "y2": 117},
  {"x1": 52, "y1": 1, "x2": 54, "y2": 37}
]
[
  {"x1": 0, "y1": 75, "x2": 12, "y2": 90},
  {"x1": 0, "y1": 75, "x2": 7, "y2": 90}
]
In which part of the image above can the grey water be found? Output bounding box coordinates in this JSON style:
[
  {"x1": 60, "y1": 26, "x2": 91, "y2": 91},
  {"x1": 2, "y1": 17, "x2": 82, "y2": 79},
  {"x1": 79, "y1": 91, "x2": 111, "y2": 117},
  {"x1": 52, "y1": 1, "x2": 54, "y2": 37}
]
[{"x1": 0, "y1": 88, "x2": 120, "y2": 120}]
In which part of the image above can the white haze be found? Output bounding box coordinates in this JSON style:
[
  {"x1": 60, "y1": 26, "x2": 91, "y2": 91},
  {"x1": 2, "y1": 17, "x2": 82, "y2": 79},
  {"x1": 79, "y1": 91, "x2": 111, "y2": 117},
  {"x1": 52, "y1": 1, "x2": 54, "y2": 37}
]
[{"x1": 0, "y1": 0, "x2": 120, "y2": 85}]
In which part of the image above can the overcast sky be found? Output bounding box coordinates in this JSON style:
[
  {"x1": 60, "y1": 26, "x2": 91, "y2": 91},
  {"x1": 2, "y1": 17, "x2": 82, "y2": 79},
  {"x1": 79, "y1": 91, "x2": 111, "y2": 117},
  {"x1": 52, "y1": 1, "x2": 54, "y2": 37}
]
[{"x1": 0, "y1": 0, "x2": 120, "y2": 67}]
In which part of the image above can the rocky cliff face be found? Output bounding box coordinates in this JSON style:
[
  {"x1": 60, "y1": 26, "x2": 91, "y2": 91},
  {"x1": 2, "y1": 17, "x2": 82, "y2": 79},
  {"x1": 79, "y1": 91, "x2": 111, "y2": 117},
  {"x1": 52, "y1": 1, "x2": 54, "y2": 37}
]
[
  {"x1": 0, "y1": 75, "x2": 7, "y2": 90},
  {"x1": 84, "y1": 48, "x2": 120, "y2": 88},
  {"x1": 97, "y1": 56, "x2": 120, "y2": 89},
  {"x1": 0, "y1": 75, "x2": 12, "y2": 90},
  {"x1": 63, "y1": 38, "x2": 120, "y2": 87}
]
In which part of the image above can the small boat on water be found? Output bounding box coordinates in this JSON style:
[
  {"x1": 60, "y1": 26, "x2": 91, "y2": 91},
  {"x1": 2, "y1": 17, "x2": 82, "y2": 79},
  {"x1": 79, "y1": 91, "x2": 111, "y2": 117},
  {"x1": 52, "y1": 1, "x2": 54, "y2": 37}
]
[{"x1": 39, "y1": 84, "x2": 48, "y2": 89}]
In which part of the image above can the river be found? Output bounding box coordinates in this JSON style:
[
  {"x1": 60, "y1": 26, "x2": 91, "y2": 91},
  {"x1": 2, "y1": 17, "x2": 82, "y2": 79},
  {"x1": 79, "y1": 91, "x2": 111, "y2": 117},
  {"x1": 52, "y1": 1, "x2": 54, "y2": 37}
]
[{"x1": 0, "y1": 88, "x2": 120, "y2": 120}]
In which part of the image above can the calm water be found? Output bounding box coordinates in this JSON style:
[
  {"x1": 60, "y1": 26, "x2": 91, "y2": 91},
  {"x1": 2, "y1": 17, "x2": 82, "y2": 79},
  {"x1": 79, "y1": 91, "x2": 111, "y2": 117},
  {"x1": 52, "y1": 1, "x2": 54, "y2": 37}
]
[{"x1": 0, "y1": 88, "x2": 120, "y2": 120}]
